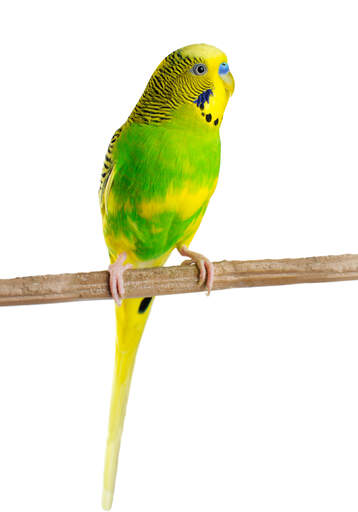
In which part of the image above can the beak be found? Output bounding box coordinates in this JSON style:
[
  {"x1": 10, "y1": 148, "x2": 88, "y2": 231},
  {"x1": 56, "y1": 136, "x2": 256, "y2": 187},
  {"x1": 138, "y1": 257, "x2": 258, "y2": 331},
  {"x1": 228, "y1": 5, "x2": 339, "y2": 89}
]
[{"x1": 222, "y1": 71, "x2": 235, "y2": 97}]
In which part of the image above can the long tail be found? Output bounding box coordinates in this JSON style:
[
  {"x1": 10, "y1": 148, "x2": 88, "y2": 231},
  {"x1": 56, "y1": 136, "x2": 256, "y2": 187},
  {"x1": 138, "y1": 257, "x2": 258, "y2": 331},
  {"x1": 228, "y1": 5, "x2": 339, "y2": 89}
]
[{"x1": 102, "y1": 296, "x2": 153, "y2": 510}]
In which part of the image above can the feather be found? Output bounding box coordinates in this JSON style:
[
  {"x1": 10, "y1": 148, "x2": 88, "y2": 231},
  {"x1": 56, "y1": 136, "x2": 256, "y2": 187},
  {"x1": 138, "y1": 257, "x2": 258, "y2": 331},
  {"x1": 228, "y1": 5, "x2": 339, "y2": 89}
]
[{"x1": 99, "y1": 43, "x2": 234, "y2": 509}]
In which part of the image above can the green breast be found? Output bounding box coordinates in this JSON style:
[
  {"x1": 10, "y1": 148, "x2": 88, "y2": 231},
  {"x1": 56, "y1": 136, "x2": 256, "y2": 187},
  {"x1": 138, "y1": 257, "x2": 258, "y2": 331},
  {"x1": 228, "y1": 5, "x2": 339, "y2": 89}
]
[{"x1": 104, "y1": 111, "x2": 221, "y2": 262}]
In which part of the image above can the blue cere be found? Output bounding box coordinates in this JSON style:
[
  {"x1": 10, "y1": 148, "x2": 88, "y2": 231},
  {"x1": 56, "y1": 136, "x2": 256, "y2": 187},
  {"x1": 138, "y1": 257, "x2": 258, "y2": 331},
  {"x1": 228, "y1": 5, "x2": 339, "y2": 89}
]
[
  {"x1": 194, "y1": 88, "x2": 213, "y2": 109},
  {"x1": 219, "y1": 62, "x2": 230, "y2": 75}
]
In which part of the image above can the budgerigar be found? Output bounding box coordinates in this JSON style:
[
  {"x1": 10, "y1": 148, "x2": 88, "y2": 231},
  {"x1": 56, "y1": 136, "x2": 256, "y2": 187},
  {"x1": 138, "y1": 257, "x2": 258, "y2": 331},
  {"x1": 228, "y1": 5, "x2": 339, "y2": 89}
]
[{"x1": 99, "y1": 43, "x2": 234, "y2": 510}]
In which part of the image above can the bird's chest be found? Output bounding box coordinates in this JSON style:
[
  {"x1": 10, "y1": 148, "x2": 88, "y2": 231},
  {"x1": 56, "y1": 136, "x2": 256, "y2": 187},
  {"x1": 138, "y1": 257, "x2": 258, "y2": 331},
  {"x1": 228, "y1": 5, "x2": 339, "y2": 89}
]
[
  {"x1": 106, "y1": 124, "x2": 221, "y2": 261},
  {"x1": 127, "y1": 124, "x2": 221, "y2": 218}
]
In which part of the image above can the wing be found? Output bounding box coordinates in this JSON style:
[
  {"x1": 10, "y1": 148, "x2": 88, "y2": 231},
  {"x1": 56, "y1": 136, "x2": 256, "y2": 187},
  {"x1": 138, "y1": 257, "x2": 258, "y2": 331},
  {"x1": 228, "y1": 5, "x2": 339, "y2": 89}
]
[
  {"x1": 99, "y1": 123, "x2": 155, "y2": 265},
  {"x1": 99, "y1": 126, "x2": 123, "y2": 215}
]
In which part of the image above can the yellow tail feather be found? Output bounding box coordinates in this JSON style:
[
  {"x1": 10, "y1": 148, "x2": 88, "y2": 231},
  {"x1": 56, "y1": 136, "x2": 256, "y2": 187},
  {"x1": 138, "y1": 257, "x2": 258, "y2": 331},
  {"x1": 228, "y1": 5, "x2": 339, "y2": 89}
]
[{"x1": 102, "y1": 297, "x2": 153, "y2": 510}]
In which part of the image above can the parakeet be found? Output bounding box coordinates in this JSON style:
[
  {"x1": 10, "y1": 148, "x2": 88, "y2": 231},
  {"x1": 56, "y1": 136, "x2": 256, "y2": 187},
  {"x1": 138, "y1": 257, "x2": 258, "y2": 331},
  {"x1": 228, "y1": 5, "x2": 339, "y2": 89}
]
[{"x1": 99, "y1": 43, "x2": 234, "y2": 510}]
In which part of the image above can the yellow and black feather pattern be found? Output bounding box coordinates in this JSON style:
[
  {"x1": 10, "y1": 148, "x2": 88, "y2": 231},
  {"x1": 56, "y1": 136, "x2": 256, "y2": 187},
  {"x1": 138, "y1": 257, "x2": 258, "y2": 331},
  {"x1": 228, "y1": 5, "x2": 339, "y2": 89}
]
[
  {"x1": 128, "y1": 49, "x2": 213, "y2": 125},
  {"x1": 99, "y1": 126, "x2": 122, "y2": 208}
]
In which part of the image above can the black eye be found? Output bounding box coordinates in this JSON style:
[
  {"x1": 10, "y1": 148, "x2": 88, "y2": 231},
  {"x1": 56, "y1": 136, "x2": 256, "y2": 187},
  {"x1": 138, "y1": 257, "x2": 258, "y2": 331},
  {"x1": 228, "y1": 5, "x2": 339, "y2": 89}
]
[{"x1": 191, "y1": 63, "x2": 208, "y2": 76}]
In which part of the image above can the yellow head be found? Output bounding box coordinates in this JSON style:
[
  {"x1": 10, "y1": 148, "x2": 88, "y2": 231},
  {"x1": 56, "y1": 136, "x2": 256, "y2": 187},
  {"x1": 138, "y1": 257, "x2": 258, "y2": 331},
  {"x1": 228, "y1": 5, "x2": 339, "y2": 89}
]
[{"x1": 129, "y1": 43, "x2": 235, "y2": 128}]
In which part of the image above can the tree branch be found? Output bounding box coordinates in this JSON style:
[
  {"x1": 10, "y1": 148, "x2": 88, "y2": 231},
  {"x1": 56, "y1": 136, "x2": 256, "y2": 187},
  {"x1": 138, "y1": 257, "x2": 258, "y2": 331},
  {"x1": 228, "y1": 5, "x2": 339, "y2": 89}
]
[{"x1": 1, "y1": 254, "x2": 358, "y2": 307}]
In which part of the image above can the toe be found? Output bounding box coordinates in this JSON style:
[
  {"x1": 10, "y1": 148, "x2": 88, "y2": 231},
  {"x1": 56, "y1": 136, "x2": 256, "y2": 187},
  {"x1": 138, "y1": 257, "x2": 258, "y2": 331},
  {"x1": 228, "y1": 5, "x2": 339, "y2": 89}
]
[
  {"x1": 197, "y1": 259, "x2": 207, "y2": 286},
  {"x1": 205, "y1": 261, "x2": 215, "y2": 295},
  {"x1": 181, "y1": 259, "x2": 194, "y2": 266},
  {"x1": 109, "y1": 274, "x2": 122, "y2": 306},
  {"x1": 108, "y1": 256, "x2": 132, "y2": 306}
]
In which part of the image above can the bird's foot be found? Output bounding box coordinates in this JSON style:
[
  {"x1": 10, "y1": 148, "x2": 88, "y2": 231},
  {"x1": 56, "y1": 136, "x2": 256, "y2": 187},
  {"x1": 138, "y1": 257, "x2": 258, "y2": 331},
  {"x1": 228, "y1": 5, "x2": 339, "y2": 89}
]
[
  {"x1": 178, "y1": 245, "x2": 214, "y2": 295},
  {"x1": 108, "y1": 252, "x2": 132, "y2": 306}
]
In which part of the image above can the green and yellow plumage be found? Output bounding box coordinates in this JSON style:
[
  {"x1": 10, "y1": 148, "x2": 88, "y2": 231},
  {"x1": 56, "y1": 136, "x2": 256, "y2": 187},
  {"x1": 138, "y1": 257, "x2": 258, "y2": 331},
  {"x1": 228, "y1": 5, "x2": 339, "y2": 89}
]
[{"x1": 100, "y1": 43, "x2": 234, "y2": 509}]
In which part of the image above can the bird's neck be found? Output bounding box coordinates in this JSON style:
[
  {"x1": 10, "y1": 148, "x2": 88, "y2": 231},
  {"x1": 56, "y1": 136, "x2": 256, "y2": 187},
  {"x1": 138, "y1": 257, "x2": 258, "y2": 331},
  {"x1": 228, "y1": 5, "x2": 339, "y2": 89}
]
[{"x1": 128, "y1": 88, "x2": 229, "y2": 132}]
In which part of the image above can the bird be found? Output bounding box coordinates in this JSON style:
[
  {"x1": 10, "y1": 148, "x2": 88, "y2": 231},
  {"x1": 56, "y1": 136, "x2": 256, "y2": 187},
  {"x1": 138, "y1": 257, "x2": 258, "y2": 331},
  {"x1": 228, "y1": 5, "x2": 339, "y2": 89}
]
[{"x1": 99, "y1": 43, "x2": 234, "y2": 510}]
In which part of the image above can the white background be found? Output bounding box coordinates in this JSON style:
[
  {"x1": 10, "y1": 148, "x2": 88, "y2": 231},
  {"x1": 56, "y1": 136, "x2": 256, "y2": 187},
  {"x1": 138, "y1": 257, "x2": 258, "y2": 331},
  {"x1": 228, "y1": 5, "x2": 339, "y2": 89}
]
[{"x1": 1, "y1": 1, "x2": 358, "y2": 511}]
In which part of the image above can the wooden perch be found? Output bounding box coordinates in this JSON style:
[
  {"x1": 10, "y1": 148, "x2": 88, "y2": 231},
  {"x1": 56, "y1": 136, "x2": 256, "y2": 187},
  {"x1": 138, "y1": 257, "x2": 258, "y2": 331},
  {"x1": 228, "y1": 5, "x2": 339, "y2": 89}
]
[{"x1": 1, "y1": 253, "x2": 358, "y2": 307}]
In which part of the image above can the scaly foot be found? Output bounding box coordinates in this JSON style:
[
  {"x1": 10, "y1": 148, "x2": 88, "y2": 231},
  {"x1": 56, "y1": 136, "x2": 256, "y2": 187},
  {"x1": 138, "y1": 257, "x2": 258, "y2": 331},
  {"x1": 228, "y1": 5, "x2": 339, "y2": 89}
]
[
  {"x1": 178, "y1": 245, "x2": 214, "y2": 295},
  {"x1": 108, "y1": 252, "x2": 132, "y2": 306}
]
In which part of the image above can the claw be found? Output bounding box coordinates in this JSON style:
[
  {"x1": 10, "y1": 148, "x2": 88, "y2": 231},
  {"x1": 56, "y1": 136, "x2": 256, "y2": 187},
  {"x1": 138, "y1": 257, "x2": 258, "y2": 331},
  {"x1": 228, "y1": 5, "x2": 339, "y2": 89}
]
[
  {"x1": 178, "y1": 245, "x2": 214, "y2": 295},
  {"x1": 108, "y1": 252, "x2": 133, "y2": 306}
]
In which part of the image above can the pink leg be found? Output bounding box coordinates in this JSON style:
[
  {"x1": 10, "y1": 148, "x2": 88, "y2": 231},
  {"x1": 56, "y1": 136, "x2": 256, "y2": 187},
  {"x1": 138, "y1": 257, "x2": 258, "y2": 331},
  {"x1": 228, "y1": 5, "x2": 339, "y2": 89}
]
[
  {"x1": 108, "y1": 252, "x2": 133, "y2": 306},
  {"x1": 178, "y1": 245, "x2": 214, "y2": 295}
]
